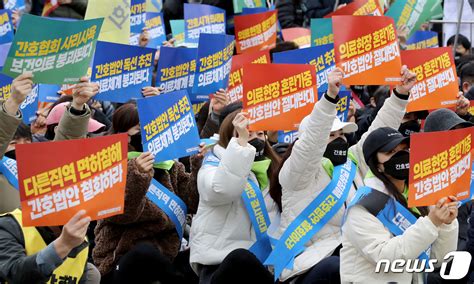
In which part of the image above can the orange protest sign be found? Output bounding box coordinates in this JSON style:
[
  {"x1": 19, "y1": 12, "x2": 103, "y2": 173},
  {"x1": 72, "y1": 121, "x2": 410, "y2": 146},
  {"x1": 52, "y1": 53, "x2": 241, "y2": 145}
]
[
  {"x1": 282, "y1": 28, "x2": 311, "y2": 48},
  {"x1": 234, "y1": 10, "x2": 277, "y2": 54},
  {"x1": 333, "y1": 16, "x2": 402, "y2": 85},
  {"x1": 16, "y1": 134, "x2": 128, "y2": 226},
  {"x1": 409, "y1": 127, "x2": 473, "y2": 207},
  {"x1": 325, "y1": 0, "x2": 383, "y2": 17},
  {"x1": 402, "y1": 47, "x2": 458, "y2": 112},
  {"x1": 242, "y1": 63, "x2": 318, "y2": 131},
  {"x1": 228, "y1": 50, "x2": 270, "y2": 103}
]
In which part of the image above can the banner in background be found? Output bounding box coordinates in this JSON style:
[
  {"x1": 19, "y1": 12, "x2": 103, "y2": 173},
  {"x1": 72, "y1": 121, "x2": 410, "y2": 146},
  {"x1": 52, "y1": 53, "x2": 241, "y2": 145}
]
[
  {"x1": 146, "y1": 0, "x2": 162, "y2": 12},
  {"x1": 145, "y1": 12, "x2": 166, "y2": 49},
  {"x1": 85, "y1": 0, "x2": 130, "y2": 44},
  {"x1": 16, "y1": 134, "x2": 128, "y2": 226},
  {"x1": 233, "y1": 0, "x2": 265, "y2": 14},
  {"x1": 325, "y1": 0, "x2": 383, "y2": 17},
  {"x1": 184, "y1": 3, "x2": 226, "y2": 46},
  {"x1": 311, "y1": 18, "x2": 333, "y2": 47},
  {"x1": 170, "y1": 19, "x2": 185, "y2": 46},
  {"x1": 0, "y1": 10, "x2": 14, "y2": 45},
  {"x1": 282, "y1": 28, "x2": 311, "y2": 48},
  {"x1": 234, "y1": 10, "x2": 277, "y2": 54},
  {"x1": 130, "y1": 0, "x2": 146, "y2": 34},
  {"x1": 406, "y1": 31, "x2": 439, "y2": 50}
]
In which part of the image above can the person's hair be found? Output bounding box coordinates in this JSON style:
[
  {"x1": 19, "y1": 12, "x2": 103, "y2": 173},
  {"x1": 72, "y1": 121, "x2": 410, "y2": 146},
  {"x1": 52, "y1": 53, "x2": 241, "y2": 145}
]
[
  {"x1": 367, "y1": 154, "x2": 428, "y2": 217},
  {"x1": 447, "y1": 34, "x2": 471, "y2": 50},
  {"x1": 460, "y1": 61, "x2": 474, "y2": 86},
  {"x1": 110, "y1": 103, "x2": 139, "y2": 134},
  {"x1": 218, "y1": 109, "x2": 281, "y2": 194},
  {"x1": 269, "y1": 141, "x2": 296, "y2": 212},
  {"x1": 269, "y1": 41, "x2": 299, "y2": 61},
  {"x1": 13, "y1": 122, "x2": 32, "y2": 142}
]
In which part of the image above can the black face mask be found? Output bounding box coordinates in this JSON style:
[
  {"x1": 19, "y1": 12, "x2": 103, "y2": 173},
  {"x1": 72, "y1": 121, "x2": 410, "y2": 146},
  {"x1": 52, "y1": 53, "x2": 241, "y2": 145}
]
[
  {"x1": 249, "y1": 138, "x2": 265, "y2": 161},
  {"x1": 398, "y1": 120, "x2": 420, "y2": 137},
  {"x1": 383, "y1": 150, "x2": 410, "y2": 180},
  {"x1": 129, "y1": 134, "x2": 143, "y2": 152},
  {"x1": 323, "y1": 137, "x2": 349, "y2": 166},
  {"x1": 4, "y1": 150, "x2": 16, "y2": 160}
]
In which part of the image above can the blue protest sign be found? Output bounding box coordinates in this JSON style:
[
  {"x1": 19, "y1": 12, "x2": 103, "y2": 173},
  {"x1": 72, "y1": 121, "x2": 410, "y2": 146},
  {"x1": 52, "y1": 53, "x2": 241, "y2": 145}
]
[
  {"x1": 278, "y1": 130, "x2": 299, "y2": 143},
  {"x1": 273, "y1": 44, "x2": 335, "y2": 94},
  {"x1": 137, "y1": 90, "x2": 201, "y2": 162},
  {"x1": 0, "y1": 43, "x2": 11, "y2": 67},
  {"x1": 337, "y1": 91, "x2": 351, "y2": 122},
  {"x1": 38, "y1": 84, "x2": 61, "y2": 103},
  {"x1": 146, "y1": 12, "x2": 166, "y2": 50},
  {"x1": 406, "y1": 31, "x2": 439, "y2": 50},
  {"x1": 4, "y1": 0, "x2": 25, "y2": 10},
  {"x1": 242, "y1": 7, "x2": 268, "y2": 14},
  {"x1": 184, "y1": 3, "x2": 226, "y2": 46},
  {"x1": 157, "y1": 46, "x2": 197, "y2": 95},
  {"x1": 192, "y1": 33, "x2": 234, "y2": 101},
  {"x1": 92, "y1": 41, "x2": 156, "y2": 103},
  {"x1": 0, "y1": 156, "x2": 18, "y2": 190},
  {"x1": 130, "y1": 0, "x2": 146, "y2": 34},
  {"x1": 0, "y1": 73, "x2": 38, "y2": 124},
  {"x1": 0, "y1": 10, "x2": 14, "y2": 45}
]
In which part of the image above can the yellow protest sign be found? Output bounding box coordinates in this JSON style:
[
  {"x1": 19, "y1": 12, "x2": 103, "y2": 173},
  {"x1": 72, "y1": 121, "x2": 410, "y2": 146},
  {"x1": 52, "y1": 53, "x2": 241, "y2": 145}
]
[{"x1": 85, "y1": 0, "x2": 131, "y2": 44}]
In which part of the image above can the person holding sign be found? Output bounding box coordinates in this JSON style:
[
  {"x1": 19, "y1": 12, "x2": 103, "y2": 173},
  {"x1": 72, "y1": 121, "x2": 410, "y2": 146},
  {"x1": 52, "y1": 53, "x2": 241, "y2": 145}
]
[
  {"x1": 341, "y1": 127, "x2": 459, "y2": 283},
  {"x1": 93, "y1": 102, "x2": 202, "y2": 284},
  {"x1": 0, "y1": 74, "x2": 102, "y2": 283},
  {"x1": 0, "y1": 73, "x2": 33, "y2": 213},
  {"x1": 265, "y1": 65, "x2": 417, "y2": 283},
  {"x1": 190, "y1": 110, "x2": 281, "y2": 283}
]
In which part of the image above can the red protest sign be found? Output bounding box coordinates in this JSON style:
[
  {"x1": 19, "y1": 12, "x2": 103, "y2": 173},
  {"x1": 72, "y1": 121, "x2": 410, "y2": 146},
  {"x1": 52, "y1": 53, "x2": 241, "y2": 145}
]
[
  {"x1": 282, "y1": 28, "x2": 311, "y2": 48},
  {"x1": 16, "y1": 134, "x2": 128, "y2": 226},
  {"x1": 333, "y1": 16, "x2": 402, "y2": 85},
  {"x1": 228, "y1": 50, "x2": 270, "y2": 103},
  {"x1": 242, "y1": 63, "x2": 318, "y2": 131},
  {"x1": 325, "y1": 0, "x2": 383, "y2": 17},
  {"x1": 402, "y1": 47, "x2": 458, "y2": 112},
  {"x1": 234, "y1": 10, "x2": 277, "y2": 54},
  {"x1": 409, "y1": 127, "x2": 473, "y2": 207}
]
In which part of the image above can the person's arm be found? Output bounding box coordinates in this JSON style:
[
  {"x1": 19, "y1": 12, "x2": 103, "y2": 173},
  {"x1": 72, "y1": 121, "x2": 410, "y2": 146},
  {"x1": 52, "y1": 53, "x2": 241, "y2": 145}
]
[
  {"x1": 278, "y1": 69, "x2": 342, "y2": 192},
  {"x1": 106, "y1": 155, "x2": 154, "y2": 224},
  {"x1": 200, "y1": 89, "x2": 229, "y2": 138},
  {"x1": 343, "y1": 206, "x2": 439, "y2": 263},
  {"x1": 0, "y1": 216, "x2": 52, "y2": 283},
  {"x1": 276, "y1": 0, "x2": 299, "y2": 28},
  {"x1": 351, "y1": 66, "x2": 416, "y2": 177},
  {"x1": 198, "y1": 113, "x2": 255, "y2": 206},
  {"x1": 430, "y1": 220, "x2": 459, "y2": 268},
  {"x1": 0, "y1": 73, "x2": 34, "y2": 157},
  {"x1": 54, "y1": 77, "x2": 99, "y2": 141},
  {"x1": 66, "y1": 0, "x2": 88, "y2": 16}
]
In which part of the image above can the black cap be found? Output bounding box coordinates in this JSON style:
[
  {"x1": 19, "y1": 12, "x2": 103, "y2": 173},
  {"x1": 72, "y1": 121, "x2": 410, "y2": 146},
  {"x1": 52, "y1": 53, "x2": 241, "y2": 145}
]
[
  {"x1": 363, "y1": 127, "x2": 410, "y2": 163},
  {"x1": 424, "y1": 108, "x2": 473, "y2": 132}
]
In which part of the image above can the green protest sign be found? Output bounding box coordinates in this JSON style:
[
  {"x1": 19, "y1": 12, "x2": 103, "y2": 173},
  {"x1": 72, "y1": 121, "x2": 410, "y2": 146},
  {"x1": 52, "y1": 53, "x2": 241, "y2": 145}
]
[
  {"x1": 311, "y1": 18, "x2": 333, "y2": 47},
  {"x1": 3, "y1": 14, "x2": 103, "y2": 84},
  {"x1": 385, "y1": 0, "x2": 442, "y2": 39},
  {"x1": 170, "y1": 19, "x2": 185, "y2": 46},
  {"x1": 233, "y1": 0, "x2": 265, "y2": 14}
]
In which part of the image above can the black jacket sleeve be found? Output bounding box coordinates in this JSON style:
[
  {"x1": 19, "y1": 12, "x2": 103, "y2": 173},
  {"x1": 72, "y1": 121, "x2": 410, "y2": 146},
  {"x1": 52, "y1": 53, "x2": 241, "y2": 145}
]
[
  {"x1": 276, "y1": 0, "x2": 301, "y2": 28},
  {"x1": 0, "y1": 216, "x2": 48, "y2": 284}
]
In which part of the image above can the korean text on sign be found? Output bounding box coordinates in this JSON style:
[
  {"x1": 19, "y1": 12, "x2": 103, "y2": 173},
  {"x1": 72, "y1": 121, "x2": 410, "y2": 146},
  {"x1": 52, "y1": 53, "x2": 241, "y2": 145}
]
[
  {"x1": 409, "y1": 128, "x2": 473, "y2": 207},
  {"x1": 16, "y1": 134, "x2": 128, "y2": 226}
]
